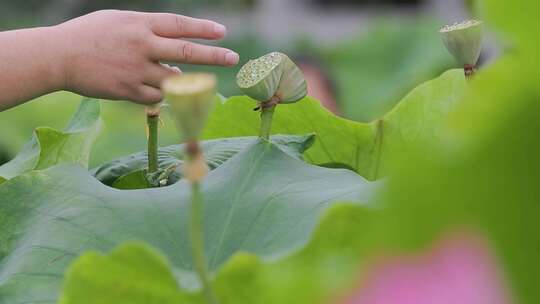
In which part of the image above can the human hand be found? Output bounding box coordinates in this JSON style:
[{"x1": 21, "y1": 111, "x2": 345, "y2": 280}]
[{"x1": 54, "y1": 10, "x2": 239, "y2": 104}]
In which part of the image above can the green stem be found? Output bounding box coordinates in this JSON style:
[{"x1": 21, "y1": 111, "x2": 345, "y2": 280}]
[
  {"x1": 190, "y1": 181, "x2": 218, "y2": 304},
  {"x1": 147, "y1": 114, "x2": 159, "y2": 174},
  {"x1": 259, "y1": 105, "x2": 276, "y2": 140}
]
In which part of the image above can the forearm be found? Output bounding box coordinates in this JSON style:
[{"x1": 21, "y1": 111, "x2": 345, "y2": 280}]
[{"x1": 0, "y1": 26, "x2": 65, "y2": 111}]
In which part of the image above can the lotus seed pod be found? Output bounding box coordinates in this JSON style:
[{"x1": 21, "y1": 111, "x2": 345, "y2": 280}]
[
  {"x1": 162, "y1": 73, "x2": 217, "y2": 142},
  {"x1": 237, "y1": 52, "x2": 307, "y2": 104},
  {"x1": 440, "y1": 20, "x2": 484, "y2": 67}
]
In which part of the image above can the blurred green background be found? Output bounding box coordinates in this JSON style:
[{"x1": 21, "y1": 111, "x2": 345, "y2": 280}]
[{"x1": 0, "y1": 0, "x2": 468, "y2": 167}]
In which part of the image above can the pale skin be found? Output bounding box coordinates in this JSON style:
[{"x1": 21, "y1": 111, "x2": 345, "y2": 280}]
[{"x1": 0, "y1": 10, "x2": 239, "y2": 111}]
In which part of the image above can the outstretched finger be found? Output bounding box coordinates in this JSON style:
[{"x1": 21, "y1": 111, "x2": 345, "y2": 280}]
[
  {"x1": 146, "y1": 13, "x2": 226, "y2": 40},
  {"x1": 150, "y1": 38, "x2": 239, "y2": 66}
]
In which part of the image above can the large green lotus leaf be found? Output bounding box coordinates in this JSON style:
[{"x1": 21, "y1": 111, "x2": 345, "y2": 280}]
[
  {"x1": 0, "y1": 140, "x2": 375, "y2": 304},
  {"x1": 60, "y1": 204, "x2": 375, "y2": 304},
  {"x1": 0, "y1": 92, "x2": 82, "y2": 162},
  {"x1": 92, "y1": 134, "x2": 314, "y2": 189},
  {"x1": 203, "y1": 69, "x2": 467, "y2": 180},
  {"x1": 481, "y1": 0, "x2": 540, "y2": 53},
  {"x1": 60, "y1": 242, "x2": 196, "y2": 304},
  {"x1": 0, "y1": 99, "x2": 101, "y2": 184},
  {"x1": 210, "y1": 204, "x2": 377, "y2": 304}
]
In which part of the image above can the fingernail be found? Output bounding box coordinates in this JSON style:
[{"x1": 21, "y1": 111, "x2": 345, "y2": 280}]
[
  {"x1": 225, "y1": 52, "x2": 239, "y2": 65},
  {"x1": 214, "y1": 24, "x2": 226, "y2": 36},
  {"x1": 161, "y1": 63, "x2": 182, "y2": 74}
]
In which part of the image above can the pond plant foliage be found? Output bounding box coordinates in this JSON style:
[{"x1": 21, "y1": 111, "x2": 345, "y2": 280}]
[{"x1": 1, "y1": 0, "x2": 540, "y2": 303}]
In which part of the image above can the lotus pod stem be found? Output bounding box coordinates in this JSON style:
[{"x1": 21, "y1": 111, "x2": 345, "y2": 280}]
[
  {"x1": 145, "y1": 104, "x2": 161, "y2": 175},
  {"x1": 189, "y1": 180, "x2": 218, "y2": 304},
  {"x1": 187, "y1": 143, "x2": 216, "y2": 304},
  {"x1": 258, "y1": 95, "x2": 280, "y2": 140}
]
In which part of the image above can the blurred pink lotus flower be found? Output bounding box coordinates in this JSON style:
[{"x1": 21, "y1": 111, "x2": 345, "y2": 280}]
[{"x1": 342, "y1": 232, "x2": 512, "y2": 304}]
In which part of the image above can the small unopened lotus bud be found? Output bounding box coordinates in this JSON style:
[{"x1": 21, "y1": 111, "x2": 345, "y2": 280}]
[
  {"x1": 236, "y1": 52, "x2": 307, "y2": 104},
  {"x1": 440, "y1": 20, "x2": 484, "y2": 68},
  {"x1": 162, "y1": 73, "x2": 217, "y2": 142}
]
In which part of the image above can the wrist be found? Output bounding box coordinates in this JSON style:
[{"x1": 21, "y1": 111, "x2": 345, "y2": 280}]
[{"x1": 40, "y1": 25, "x2": 69, "y2": 92}]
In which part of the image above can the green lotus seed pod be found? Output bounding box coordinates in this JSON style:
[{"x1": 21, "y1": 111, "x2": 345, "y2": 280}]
[
  {"x1": 162, "y1": 73, "x2": 216, "y2": 142},
  {"x1": 236, "y1": 52, "x2": 307, "y2": 104},
  {"x1": 440, "y1": 20, "x2": 484, "y2": 67}
]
